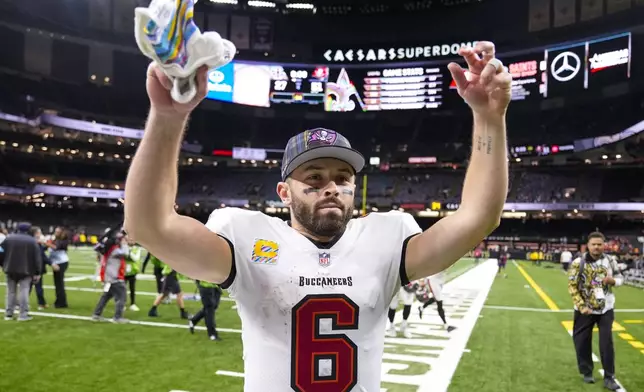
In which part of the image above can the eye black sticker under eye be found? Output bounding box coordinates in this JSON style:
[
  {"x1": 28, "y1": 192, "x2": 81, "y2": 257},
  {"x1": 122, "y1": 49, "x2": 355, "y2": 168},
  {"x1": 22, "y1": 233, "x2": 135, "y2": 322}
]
[
  {"x1": 303, "y1": 188, "x2": 320, "y2": 195},
  {"x1": 341, "y1": 189, "x2": 354, "y2": 196}
]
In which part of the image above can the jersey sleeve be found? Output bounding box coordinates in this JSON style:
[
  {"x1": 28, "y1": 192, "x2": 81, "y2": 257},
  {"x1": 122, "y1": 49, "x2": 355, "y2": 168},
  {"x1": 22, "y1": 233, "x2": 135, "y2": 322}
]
[
  {"x1": 376, "y1": 211, "x2": 423, "y2": 304},
  {"x1": 204, "y1": 207, "x2": 241, "y2": 291},
  {"x1": 397, "y1": 212, "x2": 423, "y2": 286},
  {"x1": 205, "y1": 207, "x2": 271, "y2": 295}
]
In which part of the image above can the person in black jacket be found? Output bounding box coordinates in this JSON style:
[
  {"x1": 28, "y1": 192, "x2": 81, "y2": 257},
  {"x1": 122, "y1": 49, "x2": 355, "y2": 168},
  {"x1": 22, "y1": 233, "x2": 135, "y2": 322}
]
[
  {"x1": 29, "y1": 226, "x2": 51, "y2": 309},
  {"x1": 2, "y1": 222, "x2": 42, "y2": 321}
]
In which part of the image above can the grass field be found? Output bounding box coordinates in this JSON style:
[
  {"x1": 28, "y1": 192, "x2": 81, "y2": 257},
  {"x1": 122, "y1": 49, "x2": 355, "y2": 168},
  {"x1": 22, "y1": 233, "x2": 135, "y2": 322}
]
[
  {"x1": 450, "y1": 261, "x2": 644, "y2": 392},
  {"x1": 0, "y1": 250, "x2": 643, "y2": 392}
]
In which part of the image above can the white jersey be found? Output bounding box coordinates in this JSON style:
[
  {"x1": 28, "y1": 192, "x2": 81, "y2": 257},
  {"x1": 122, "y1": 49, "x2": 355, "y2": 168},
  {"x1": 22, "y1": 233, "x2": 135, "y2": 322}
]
[
  {"x1": 206, "y1": 208, "x2": 422, "y2": 392},
  {"x1": 561, "y1": 251, "x2": 573, "y2": 264}
]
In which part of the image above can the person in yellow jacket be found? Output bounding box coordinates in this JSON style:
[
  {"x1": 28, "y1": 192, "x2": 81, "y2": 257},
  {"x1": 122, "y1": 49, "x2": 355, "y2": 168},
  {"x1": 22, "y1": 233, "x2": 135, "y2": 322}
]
[
  {"x1": 188, "y1": 280, "x2": 222, "y2": 341},
  {"x1": 148, "y1": 260, "x2": 190, "y2": 319}
]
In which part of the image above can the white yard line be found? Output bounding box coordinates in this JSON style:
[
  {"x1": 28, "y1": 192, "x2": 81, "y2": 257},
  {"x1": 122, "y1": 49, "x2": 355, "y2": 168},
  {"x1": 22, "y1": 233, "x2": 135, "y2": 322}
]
[
  {"x1": 483, "y1": 305, "x2": 568, "y2": 312},
  {"x1": 483, "y1": 305, "x2": 644, "y2": 313},
  {"x1": 0, "y1": 308, "x2": 241, "y2": 334},
  {"x1": 0, "y1": 282, "x2": 234, "y2": 302},
  {"x1": 65, "y1": 275, "x2": 95, "y2": 282},
  {"x1": 62, "y1": 272, "x2": 195, "y2": 284},
  {"x1": 215, "y1": 370, "x2": 244, "y2": 378}
]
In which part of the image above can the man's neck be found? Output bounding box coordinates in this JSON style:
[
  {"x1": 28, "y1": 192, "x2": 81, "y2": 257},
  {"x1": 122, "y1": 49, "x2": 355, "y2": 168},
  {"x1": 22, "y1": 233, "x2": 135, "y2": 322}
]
[
  {"x1": 586, "y1": 252, "x2": 603, "y2": 262},
  {"x1": 288, "y1": 220, "x2": 335, "y2": 243}
]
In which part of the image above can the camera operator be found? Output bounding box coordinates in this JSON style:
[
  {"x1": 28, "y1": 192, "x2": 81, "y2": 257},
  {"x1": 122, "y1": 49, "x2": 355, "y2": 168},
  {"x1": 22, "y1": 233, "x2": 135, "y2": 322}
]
[{"x1": 92, "y1": 229, "x2": 130, "y2": 323}]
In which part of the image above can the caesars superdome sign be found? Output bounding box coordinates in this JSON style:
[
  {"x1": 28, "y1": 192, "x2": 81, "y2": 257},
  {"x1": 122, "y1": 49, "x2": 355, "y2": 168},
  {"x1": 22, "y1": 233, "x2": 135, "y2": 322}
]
[{"x1": 322, "y1": 41, "x2": 479, "y2": 63}]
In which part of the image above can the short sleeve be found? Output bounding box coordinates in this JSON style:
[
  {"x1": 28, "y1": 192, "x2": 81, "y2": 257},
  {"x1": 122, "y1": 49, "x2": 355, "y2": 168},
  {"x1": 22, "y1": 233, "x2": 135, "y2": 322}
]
[
  {"x1": 205, "y1": 208, "x2": 239, "y2": 290},
  {"x1": 205, "y1": 207, "x2": 238, "y2": 242},
  {"x1": 372, "y1": 211, "x2": 423, "y2": 304},
  {"x1": 397, "y1": 212, "x2": 423, "y2": 286}
]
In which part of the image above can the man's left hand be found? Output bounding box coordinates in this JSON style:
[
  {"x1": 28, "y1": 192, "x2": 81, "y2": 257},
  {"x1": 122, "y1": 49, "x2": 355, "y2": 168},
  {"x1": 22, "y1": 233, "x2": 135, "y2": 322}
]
[
  {"x1": 603, "y1": 276, "x2": 616, "y2": 286},
  {"x1": 448, "y1": 41, "x2": 512, "y2": 118}
]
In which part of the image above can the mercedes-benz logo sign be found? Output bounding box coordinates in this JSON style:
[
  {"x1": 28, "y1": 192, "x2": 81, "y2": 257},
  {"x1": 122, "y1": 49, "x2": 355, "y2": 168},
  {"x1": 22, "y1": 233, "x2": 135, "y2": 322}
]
[
  {"x1": 209, "y1": 70, "x2": 225, "y2": 84},
  {"x1": 550, "y1": 51, "x2": 581, "y2": 82}
]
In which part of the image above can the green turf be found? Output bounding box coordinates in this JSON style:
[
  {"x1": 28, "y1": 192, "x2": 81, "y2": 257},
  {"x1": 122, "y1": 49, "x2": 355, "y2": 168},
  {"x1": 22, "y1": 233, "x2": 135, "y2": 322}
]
[
  {"x1": 449, "y1": 261, "x2": 644, "y2": 392},
  {"x1": 1, "y1": 251, "x2": 642, "y2": 392}
]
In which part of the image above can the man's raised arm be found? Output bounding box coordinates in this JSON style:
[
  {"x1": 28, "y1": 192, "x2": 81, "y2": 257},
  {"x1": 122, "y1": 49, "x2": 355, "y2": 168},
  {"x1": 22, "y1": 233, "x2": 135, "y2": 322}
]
[
  {"x1": 405, "y1": 42, "x2": 511, "y2": 280},
  {"x1": 124, "y1": 64, "x2": 232, "y2": 284}
]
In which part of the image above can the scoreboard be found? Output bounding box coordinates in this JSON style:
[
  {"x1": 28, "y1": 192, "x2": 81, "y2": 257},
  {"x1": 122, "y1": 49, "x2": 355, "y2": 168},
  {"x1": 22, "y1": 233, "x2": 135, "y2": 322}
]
[
  {"x1": 269, "y1": 65, "x2": 329, "y2": 105},
  {"x1": 323, "y1": 66, "x2": 443, "y2": 111},
  {"x1": 206, "y1": 32, "x2": 634, "y2": 112},
  {"x1": 505, "y1": 58, "x2": 544, "y2": 101}
]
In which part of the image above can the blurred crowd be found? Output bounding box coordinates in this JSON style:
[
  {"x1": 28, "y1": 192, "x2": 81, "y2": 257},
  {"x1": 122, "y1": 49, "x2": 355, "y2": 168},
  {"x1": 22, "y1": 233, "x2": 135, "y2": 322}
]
[{"x1": 178, "y1": 167, "x2": 642, "y2": 205}]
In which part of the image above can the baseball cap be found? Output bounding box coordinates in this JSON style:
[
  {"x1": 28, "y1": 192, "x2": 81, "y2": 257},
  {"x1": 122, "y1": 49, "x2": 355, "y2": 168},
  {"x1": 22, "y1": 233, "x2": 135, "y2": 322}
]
[{"x1": 281, "y1": 128, "x2": 365, "y2": 181}]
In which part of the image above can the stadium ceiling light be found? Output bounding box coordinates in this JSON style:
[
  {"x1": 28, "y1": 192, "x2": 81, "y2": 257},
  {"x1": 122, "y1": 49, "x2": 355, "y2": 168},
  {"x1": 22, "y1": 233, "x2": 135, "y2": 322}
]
[
  {"x1": 209, "y1": 0, "x2": 238, "y2": 4},
  {"x1": 286, "y1": 2, "x2": 315, "y2": 9},
  {"x1": 248, "y1": 0, "x2": 275, "y2": 7}
]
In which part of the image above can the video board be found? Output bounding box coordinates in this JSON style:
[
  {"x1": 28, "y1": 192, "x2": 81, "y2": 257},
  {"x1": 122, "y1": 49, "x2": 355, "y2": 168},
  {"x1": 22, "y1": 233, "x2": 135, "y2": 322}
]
[
  {"x1": 269, "y1": 65, "x2": 329, "y2": 105},
  {"x1": 324, "y1": 66, "x2": 444, "y2": 111},
  {"x1": 206, "y1": 32, "x2": 633, "y2": 112}
]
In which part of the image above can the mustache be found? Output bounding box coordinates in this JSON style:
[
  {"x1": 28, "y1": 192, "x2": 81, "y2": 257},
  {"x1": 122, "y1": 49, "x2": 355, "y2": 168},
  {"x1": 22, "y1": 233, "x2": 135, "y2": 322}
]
[{"x1": 315, "y1": 197, "x2": 344, "y2": 210}]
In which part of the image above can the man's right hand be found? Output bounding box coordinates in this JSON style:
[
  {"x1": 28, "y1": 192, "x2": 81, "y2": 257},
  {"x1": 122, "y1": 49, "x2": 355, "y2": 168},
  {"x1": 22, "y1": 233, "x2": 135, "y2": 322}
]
[
  {"x1": 580, "y1": 306, "x2": 592, "y2": 315},
  {"x1": 146, "y1": 63, "x2": 209, "y2": 119}
]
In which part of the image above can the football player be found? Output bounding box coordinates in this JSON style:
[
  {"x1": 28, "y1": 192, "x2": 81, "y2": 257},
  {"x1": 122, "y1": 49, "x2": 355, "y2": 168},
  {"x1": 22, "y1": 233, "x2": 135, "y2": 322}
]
[
  {"x1": 387, "y1": 281, "x2": 419, "y2": 338},
  {"x1": 417, "y1": 273, "x2": 456, "y2": 332},
  {"x1": 125, "y1": 41, "x2": 511, "y2": 391}
]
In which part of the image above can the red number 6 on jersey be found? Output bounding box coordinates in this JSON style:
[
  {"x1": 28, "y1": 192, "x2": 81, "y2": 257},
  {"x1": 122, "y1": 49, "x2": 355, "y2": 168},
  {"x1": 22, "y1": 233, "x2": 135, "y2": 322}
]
[{"x1": 290, "y1": 294, "x2": 360, "y2": 392}]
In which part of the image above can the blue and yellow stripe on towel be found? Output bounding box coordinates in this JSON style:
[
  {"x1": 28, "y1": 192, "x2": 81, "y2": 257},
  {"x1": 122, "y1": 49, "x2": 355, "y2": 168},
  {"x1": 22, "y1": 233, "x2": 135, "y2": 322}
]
[{"x1": 144, "y1": 0, "x2": 197, "y2": 66}]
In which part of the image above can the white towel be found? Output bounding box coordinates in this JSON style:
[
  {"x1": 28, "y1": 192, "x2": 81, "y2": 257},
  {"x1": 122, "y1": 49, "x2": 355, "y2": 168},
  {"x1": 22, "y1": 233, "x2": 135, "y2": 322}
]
[{"x1": 134, "y1": 0, "x2": 236, "y2": 104}]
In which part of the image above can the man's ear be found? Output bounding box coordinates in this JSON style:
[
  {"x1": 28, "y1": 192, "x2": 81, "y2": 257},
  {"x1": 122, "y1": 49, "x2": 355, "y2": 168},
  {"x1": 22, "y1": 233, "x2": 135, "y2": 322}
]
[{"x1": 276, "y1": 181, "x2": 291, "y2": 206}]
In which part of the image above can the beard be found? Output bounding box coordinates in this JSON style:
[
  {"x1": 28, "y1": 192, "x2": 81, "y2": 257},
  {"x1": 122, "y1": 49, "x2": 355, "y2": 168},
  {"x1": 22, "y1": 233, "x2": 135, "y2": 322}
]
[{"x1": 291, "y1": 195, "x2": 353, "y2": 239}]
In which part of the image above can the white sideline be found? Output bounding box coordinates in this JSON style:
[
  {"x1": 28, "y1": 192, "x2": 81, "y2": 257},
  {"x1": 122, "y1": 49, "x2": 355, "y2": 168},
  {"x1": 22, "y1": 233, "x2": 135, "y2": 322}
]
[{"x1": 417, "y1": 260, "x2": 498, "y2": 392}]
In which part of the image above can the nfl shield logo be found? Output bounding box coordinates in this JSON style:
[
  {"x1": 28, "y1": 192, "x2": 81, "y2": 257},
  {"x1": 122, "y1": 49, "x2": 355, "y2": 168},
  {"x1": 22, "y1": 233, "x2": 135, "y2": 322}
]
[{"x1": 318, "y1": 252, "x2": 331, "y2": 268}]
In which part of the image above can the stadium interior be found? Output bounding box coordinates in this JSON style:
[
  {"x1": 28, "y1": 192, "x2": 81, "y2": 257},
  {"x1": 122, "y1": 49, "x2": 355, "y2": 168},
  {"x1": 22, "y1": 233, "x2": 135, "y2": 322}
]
[{"x1": 0, "y1": 0, "x2": 643, "y2": 391}]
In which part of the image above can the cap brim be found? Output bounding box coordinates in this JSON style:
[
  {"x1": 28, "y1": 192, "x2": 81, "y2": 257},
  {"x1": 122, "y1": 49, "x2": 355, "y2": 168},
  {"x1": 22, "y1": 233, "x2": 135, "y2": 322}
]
[{"x1": 283, "y1": 145, "x2": 365, "y2": 180}]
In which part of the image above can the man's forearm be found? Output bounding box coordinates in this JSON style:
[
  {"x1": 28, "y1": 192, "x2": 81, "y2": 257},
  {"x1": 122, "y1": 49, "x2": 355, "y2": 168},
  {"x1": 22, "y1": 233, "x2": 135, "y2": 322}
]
[
  {"x1": 459, "y1": 113, "x2": 508, "y2": 228},
  {"x1": 124, "y1": 110, "x2": 188, "y2": 238}
]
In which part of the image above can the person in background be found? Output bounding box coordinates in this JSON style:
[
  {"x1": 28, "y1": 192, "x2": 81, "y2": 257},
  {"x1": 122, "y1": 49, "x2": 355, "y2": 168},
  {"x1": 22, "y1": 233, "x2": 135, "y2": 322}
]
[
  {"x1": 142, "y1": 252, "x2": 165, "y2": 296},
  {"x1": 148, "y1": 263, "x2": 190, "y2": 319},
  {"x1": 125, "y1": 239, "x2": 144, "y2": 311},
  {"x1": 386, "y1": 281, "x2": 417, "y2": 339},
  {"x1": 473, "y1": 247, "x2": 482, "y2": 264},
  {"x1": 188, "y1": 280, "x2": 221, "y2": 341},
  {"x1": 46, "y1": 227, "x2": 70, "y2": 308},
  {"x1": 417, "y1": 272, "x2": 457, "y2": 332},
  {"x1": 2, "y1": 222, "x2": 42, "y2": 321},
  {"x1": 568, "y1": 232, "x2": 623, "y2": 391},
  {"x1": 561, "y1": 247, "x2": 573, "y2": 274},
  {"x1": 92, "y1": 230, "x2": 130, "y2": 323},
  {"x1": 497, "y1": 246, "x2": 508, "y2": 277},
  {"x1": 29, "y1": 226, "x2": 54, "y2": 309}
]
